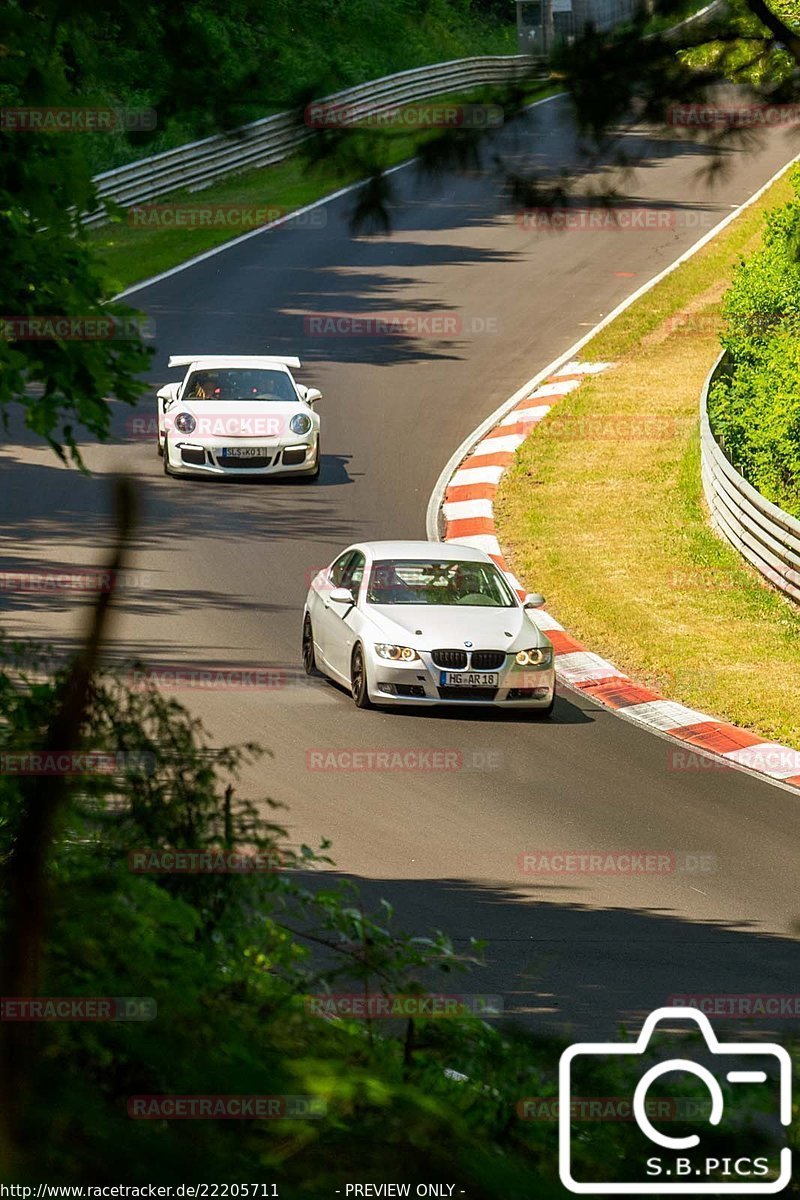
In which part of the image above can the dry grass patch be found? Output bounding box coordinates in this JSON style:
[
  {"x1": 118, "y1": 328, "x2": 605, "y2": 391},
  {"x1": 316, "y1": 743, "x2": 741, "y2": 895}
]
[{"x1": 495, "y1": 169, "x2": 800, "y2": 748}]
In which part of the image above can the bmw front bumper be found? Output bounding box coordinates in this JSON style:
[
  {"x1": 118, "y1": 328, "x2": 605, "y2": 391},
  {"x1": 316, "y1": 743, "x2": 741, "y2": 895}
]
[{"x1": 364, "y1": 650, "x2": 556, "y2": 709}]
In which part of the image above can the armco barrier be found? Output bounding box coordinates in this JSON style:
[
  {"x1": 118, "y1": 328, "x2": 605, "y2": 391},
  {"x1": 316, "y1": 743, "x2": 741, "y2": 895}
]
[
  {"x1": 700, "y1": 352, "x2": 800, "y2": 603},
  {"x1": 84, "y1": 55, "x2": 539, "y2": 226}
]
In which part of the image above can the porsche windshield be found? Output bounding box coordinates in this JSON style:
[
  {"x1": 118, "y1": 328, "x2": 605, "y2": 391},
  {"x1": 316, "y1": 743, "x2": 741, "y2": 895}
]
[
  {"x1": 366, "y1": 560, "x2": 516, "y2": 607},
  {"x1": 183, "y1": 368, "x2": 298, "y2": 402}
]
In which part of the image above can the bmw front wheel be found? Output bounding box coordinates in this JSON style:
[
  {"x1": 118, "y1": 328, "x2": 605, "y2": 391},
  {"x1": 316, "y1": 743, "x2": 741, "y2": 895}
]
[
  {"x1": 351, "y1": 643, "x2": 371, "y2": 709},
  {"x1": 302, "y1": 614, "x2": 317, "y2": 675}
]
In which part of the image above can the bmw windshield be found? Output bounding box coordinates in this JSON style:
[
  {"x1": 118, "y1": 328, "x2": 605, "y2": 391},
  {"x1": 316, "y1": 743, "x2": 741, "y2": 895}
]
[{"x1": 366, "y1": 560, "x2": 516, "y2": 607}]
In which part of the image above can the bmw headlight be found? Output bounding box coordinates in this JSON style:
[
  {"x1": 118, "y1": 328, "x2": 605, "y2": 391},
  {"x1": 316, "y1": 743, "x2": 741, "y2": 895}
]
[
  {"x1": 290, "y1": 413, "x2": 313, "y2": 436},
  {"x1": 174, "y1": 412, "x2": 196, "y2": 434},
  {"x1": 375, "y1": 644, "x2": 420, "y2": 662},
  {"x1": 515, "y1": 647, "x2": 552, "y2": 667}
]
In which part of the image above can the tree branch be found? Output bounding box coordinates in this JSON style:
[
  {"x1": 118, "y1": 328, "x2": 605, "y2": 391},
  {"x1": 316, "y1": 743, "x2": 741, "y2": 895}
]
[{"x1": 742, "y1": 0, "x2": 800, "y2": 62}]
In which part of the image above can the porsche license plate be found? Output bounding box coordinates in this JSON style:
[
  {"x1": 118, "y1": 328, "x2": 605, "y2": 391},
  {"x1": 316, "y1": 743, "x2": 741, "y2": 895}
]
[
  {"x1": 220, "y1": 446, "x2": 264, "y2": 458},
  {"x1": 440, "y1": 671, "x2": 499, "y2": 687}
]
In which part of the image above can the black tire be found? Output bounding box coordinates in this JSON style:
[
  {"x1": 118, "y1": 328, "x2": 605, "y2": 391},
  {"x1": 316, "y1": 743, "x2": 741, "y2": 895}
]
[
  {"x1": 531, "y1": 691, "x2": 556, "y2": 719},
  {"x1": 301, "y1": 438, "x2": 320, "y2": 481},
  {"x1": 163, "y1": 448, "x2": 173, "y2": 476},
  {"x1": 351, "y1": 643, "x2": 372, "y2": 709},
  {"x1": 302, "y1": 613, "x2": 317, "y2": 676},
  {"x1": 157, "y1": 434, "x2": 164, "y2": 457}
]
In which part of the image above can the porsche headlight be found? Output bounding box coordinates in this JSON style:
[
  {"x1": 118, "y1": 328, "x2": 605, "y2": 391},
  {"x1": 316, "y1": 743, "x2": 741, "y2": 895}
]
[
  {"x1": 375, "y1": 644, "x2": 420, "y2": 662},
  {"x1": 515, "y1": 647, "x2": 552, "y2": 667},
  {"x1": 174, "y1": 412, "x2": 196, "y2": 434},
  {"x1": 290, "y1": 413, "x2": 313, "y2": 436}
]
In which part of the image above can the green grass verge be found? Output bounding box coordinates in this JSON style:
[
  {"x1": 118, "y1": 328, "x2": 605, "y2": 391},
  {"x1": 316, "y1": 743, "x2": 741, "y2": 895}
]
[
  {"x1": 93, "y1": 82, "x2": 557, "y2": 292},
  {"x1": 495, "y1": 168, "x2": 800, "y2": 750}
]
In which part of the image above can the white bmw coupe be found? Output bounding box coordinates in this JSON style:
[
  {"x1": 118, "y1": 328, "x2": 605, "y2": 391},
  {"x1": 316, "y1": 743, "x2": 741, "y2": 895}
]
[
  {"x1": 302, "y1": 540, "x2": 556, "y2": 713},
  {"x1": 157, "y1": 355, "x2": 321, "y2": 479}
]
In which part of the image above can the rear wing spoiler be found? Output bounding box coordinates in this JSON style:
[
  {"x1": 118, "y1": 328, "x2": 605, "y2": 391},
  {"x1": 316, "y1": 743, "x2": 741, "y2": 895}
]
[{"x1": 167, "y1": 354, "x2": 301, "y2": 370}]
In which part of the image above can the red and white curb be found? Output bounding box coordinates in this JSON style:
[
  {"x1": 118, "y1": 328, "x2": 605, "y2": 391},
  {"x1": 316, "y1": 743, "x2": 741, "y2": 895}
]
[{"x1": 434, "y1": 359, "x2": 800, "y2": 793}]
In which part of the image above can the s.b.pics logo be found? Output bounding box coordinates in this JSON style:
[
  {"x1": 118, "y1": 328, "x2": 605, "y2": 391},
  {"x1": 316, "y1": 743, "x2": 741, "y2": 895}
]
[{"x1": 559, "y1": 1007, "x2": 792, "y2": 1193}]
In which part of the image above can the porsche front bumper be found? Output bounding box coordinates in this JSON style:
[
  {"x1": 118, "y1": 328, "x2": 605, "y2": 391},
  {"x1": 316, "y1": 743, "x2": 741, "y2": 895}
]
[{"x1": 165, "y1": 436, "x2": 317, "y2": 477}]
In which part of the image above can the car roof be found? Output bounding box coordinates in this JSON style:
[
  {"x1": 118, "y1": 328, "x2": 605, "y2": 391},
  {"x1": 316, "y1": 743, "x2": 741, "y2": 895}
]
[
  {"x1": 350, "y1": 540, "x2": 493, "y2": 563},
  {"x1": 168, "y1": 355, "x2": 299, "y2": 373}
]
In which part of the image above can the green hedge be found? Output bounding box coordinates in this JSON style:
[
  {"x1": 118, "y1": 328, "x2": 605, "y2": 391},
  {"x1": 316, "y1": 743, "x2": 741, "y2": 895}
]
[
  {"x1": 48, "y1": 0, "x2": 517, "y2": 174},
  {"x1": 708, "y1": 168, "x2": 800, "y2": 518}
]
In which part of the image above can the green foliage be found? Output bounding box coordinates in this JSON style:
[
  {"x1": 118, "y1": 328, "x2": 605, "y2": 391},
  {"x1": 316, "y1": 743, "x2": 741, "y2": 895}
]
[
  {"x1": 0, "y1": 1, "x2": 153, "y2": 463},
  {"x1": 708, "y1": 168, "x2": 800, "y2": 517},
  {"x1": 5, "y1": 0, "x2": 517, "y2": 176},
  {"x1": 0, "y1": 0, "x2": 514, "y2": 463},
  {"x1": 3, "y1": 635, "x2": 789, "y2": 1190},
  {"x1": 679, "y1": 0, "x2": 800, "y2": 86}
]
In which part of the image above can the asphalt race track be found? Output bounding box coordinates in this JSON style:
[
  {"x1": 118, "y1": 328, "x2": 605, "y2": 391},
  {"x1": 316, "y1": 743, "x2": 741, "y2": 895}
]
[{"x1": 4, "y1": 95, "x2": 799, "y2": 1038}]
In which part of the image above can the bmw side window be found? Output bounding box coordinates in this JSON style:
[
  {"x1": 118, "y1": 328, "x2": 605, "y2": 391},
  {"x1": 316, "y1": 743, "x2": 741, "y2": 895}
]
[
  {"x1": 329, "y1": 552, "x2": 354, "y2": 588},
  {"x1": 341, "y1": 553, "x2": 365, "y2": 596}
]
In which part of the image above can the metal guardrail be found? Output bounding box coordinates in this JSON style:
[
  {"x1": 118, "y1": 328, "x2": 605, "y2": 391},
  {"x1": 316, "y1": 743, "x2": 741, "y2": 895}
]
[
  {"x1": 663, "y1": 0, "x2": 725, "y2": 41},
  {"x1": 700, "y1": 352, "x2": 800, "y2": 604},
  {"x1": 85, "y1": 55, "x2": 540, "y2": 226}
]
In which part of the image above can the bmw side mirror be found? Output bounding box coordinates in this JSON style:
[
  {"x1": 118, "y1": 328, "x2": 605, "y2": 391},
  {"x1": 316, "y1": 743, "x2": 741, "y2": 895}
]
[
  {"x1": 305, "y1": 388, "x2": 322, "y2": 404},
  {"x1": 328, "y1": 587, "x2": 354, "y2": 606},
  {"x1": 523, "y1": 592, "x2": 545, "y2": 609}
]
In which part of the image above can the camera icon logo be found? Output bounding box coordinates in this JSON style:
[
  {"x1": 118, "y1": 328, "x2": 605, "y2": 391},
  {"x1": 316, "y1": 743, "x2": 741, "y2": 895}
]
[{"x1": 559, "y1": 1006, "x2": 792, "y2": 1194}]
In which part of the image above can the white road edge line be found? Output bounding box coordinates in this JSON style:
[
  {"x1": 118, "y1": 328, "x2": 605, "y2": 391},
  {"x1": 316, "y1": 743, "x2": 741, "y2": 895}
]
[
  {"x1": 425, "y1": 146, "x2": 800, "y2": 542},
  {"x1": 113, "y1": 92, "x2": 566, "y2": 302},
  {"x1": 425, "y1": 143, "x2": 800, "y2": 797}
]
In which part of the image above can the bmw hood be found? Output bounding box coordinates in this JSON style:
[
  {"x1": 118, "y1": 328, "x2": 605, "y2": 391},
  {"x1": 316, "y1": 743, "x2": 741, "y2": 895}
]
[{"x1": 367, "y1": 604, "x2": 552, "y2": 653}]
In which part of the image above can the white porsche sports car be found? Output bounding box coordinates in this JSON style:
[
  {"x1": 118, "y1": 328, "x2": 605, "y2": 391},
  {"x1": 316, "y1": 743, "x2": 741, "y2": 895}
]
[
  {"x1": 302, "y1": 540, "x2": 556, "y2": 713},
  {"x1": 156, "y1": 355, "x2": 321, "y2": 479}
]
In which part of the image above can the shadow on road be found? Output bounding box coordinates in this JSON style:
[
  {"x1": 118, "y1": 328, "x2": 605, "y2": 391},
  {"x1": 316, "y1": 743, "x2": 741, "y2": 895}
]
[{"x1": 296, "y1": 869, "x2": 800, "y2": 1043}]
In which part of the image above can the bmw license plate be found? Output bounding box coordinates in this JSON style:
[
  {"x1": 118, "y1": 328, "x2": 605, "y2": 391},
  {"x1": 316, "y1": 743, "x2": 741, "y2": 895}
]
[
  {"x1": 220, "y1": 446, "x2": 263, "y2": 458},
  {"x1": 440, "y1": 671, "x2": 499, "y2": 687}
]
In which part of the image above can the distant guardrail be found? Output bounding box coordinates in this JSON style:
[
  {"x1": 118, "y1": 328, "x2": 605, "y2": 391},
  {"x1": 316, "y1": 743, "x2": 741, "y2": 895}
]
[
  {"x1": 700, "y1": 353, "x2": 800, "y2": 604},
  {"x1": 85, "y1": 55, "x2": 541, "y2": 227}
]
